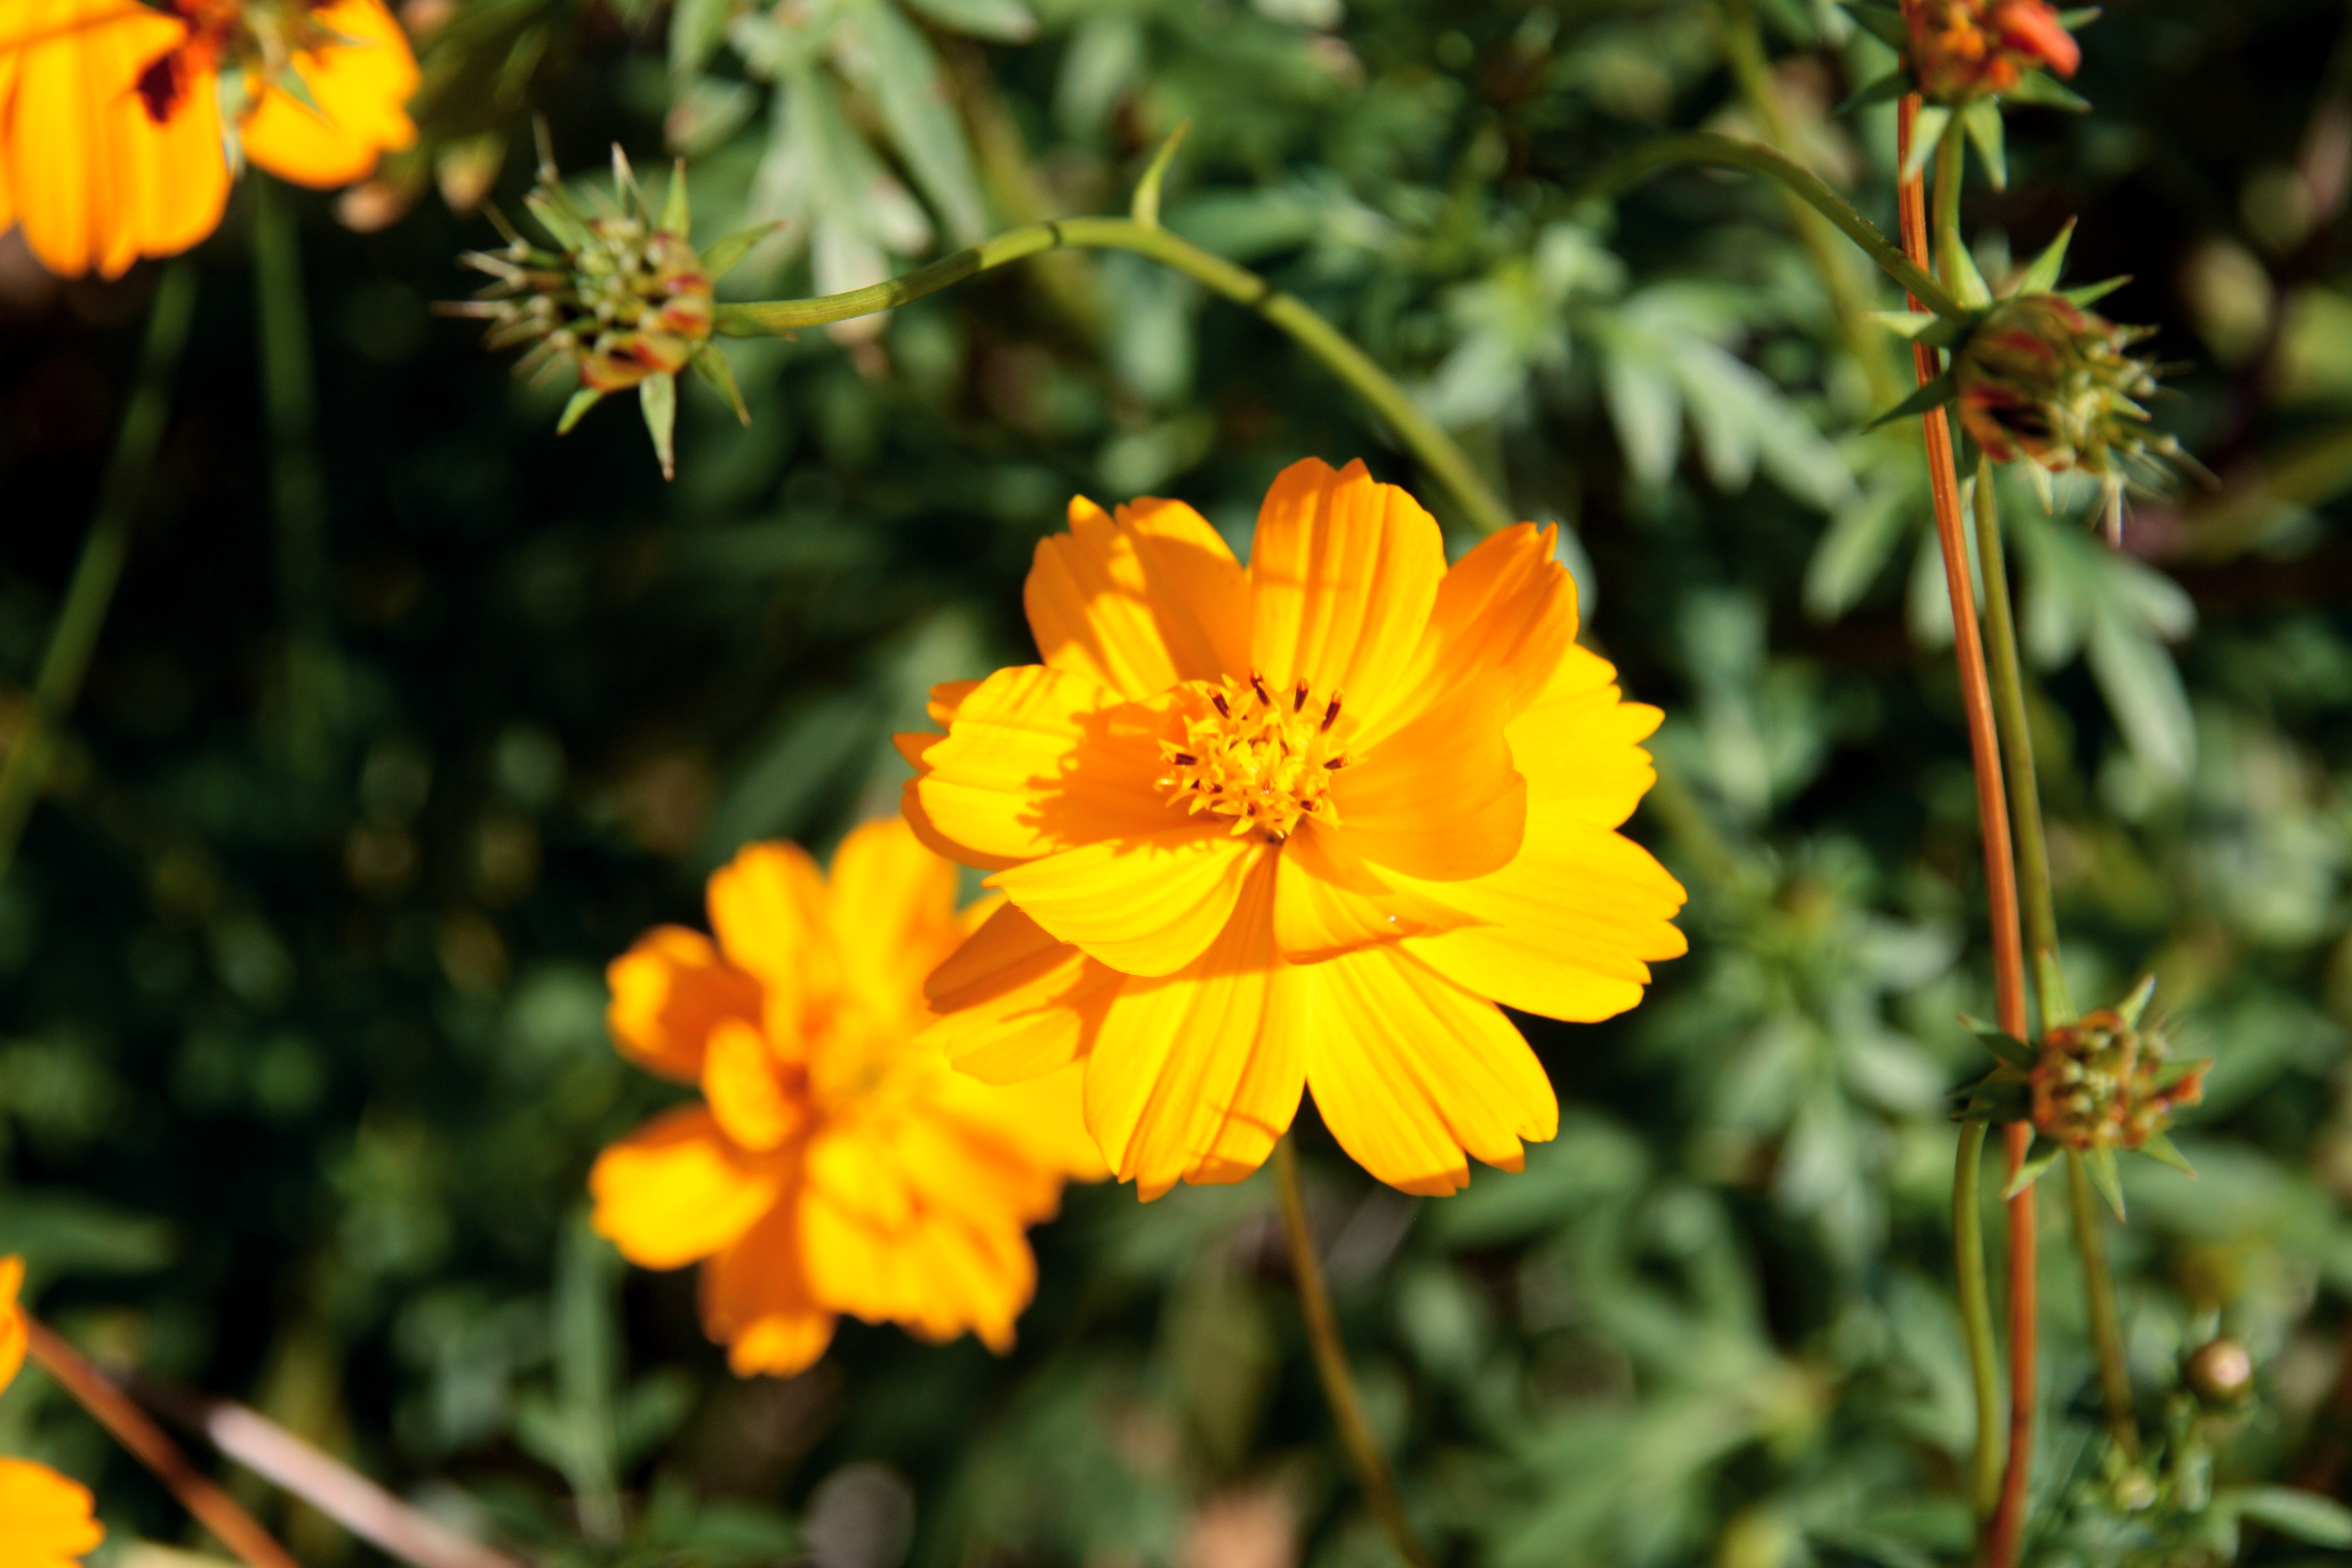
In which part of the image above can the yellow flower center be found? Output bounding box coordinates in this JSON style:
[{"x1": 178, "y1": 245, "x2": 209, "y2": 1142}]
[{"x1": 1157, "y1": 673, "x2": 1353, "y2": 843}]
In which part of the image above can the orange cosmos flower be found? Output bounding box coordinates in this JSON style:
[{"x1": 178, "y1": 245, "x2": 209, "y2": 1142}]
[
  {"x1": 588, "y1": 818, "x2": 1104, "y2": 1378},
  {"x1": 1907, "y1": 0, "x2": 2080, "y2": 103},
  {"x1": 901, "y1": 457, "x2": 1688, "y2": 1199},
  {"x1": 0, "y1": 1257, "x2": 105, "y2": 1568},
  {"x1": 0, "y1": 0, "x2": 418, "y2": 277}
]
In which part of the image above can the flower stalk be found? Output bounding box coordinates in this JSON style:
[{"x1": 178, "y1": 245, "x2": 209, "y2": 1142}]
[
  {"x1": 23, "y1": 1313, "x2": 305, "y2": 1568},
  {"x1": 2065, "y1": 1148, "x2": 2141, "y2": 1457},
  {"x1": 1272, "y1": 1137, "x2": 1433, "y2": 1568},
  {"x1": 0, "y1": 261, "x2": 197, "y2": 881}
]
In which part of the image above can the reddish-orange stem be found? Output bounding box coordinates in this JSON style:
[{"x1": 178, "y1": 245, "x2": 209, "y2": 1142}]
[
  {"x1": 1896, "y1": 91, "x2": 2037, "y2": 1568},
  {"x1": 22, "y1": 1315, "x2": 306, "y2": 1568}
]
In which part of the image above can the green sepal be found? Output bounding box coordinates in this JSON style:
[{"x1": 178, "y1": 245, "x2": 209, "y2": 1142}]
[
  {"x1": 2004, "y1": 69, "x2": 2092, "y2": 112},
  {"x1": 640, "y1": 372, "x2": 678, "y2": 481},
  {"x1": 2004, "y1": 1143, "x2": 2062, "y2": 1200},
  {"x1": 524, "y1": 187, "x2": 594, "y2": 255},
  {"x1": 2061, "y1": 275, "x2": 2129, "y2": 308},
  {"x1": 701, "y1": 222, "x2": 783, "y2": 282},
  {"x1": 1942, "y1": 227, "x2": 1994, "y2": 308},
  {"x1": 611, "y1": 144, "x2": 650, "y2": 223},
  {"x1": 689, "y1": 344, "x2": 751, "y2": 427},
  {"x1": 1902, "y1": 105, "x2": 1952, "y2": 184},
  {"x1": 1959, "y1": 1014, "x2": 2038, "y2": 1070},
  {"x1": 2115, "y1": 973, "x2": 2158, "y2": 1028},
  {"x1": 1862, "y1": 370, "x2": 1959, "y2": 432},
  {"x1": 1130, "y1": 118, "x2": 1192, "y2": 230},
  {"x1": 1836, "y1": 69, "x2": 1913, "y2": 116},
  {"x1": 2054, "y1": 7, "x2": 2100, "y2": 28},
  {"x1": 2015, "y1": 217, "x2": 2079, "y2": 295},
  {"x1": 1840, "y1": 1, "x2": 1910, "y2": 50},
  {"x1": 557, "y1": 387, "x2": 604, "y2": 435},
  {"x1": 2138, "y1": 1132, "x2": 2196, "y2": 1178},
  {"x1": 1866, "y1": 309, "x2": 1970, "y2": 349},
  {"x1": 2086, "y1": 1145, "x2": 2126, "y2": 1221},
  {"x1": 270, "y1": 61, "x2": 324, "y2": 120},
  {"x1": 1961, "y1": 98, "x2": 2007, "y2": 190},
  {"x1": 660, "y1": 157, "x2": 690, "y2": 238}
]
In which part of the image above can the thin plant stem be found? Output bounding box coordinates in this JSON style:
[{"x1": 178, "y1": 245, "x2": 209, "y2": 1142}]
[
  {"x1": 1954, "y1": 1120, "x2": 2005, "y2": 1516},
  {"x1": 1968, "y1": 458, "x2": 2060, "y2": 986},
  {"x1": 722, "y1": 215, "x2": 1514, "y2": 537},
  {"x1": 0, "y1": 261, "x2": 198, "y2": 880},
  {"x1": 1716, "y1": 0, "x2": 1908, "y2": 407},
  {"x1": 252, "y1": 176, "x2": 339, "y2": 775},
  {"x1": 21, "y1": 1315, "x2": 306, "y2": 1568},
  {"x1": 2064, "y1": 1151, "x2": 2140, "y2": 1458},
  {"x1": 1897, "y1": 89, "x2": 2037, "y2": 1568},
  {"x1": 133, "y1": 1376, "x2": 526, "y2": 1568},
  {"x1": 1272, "y1": 1137, "x2": 1433, "y2": 1568}
]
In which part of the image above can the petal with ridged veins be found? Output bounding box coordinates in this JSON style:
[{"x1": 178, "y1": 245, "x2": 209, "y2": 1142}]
[{"x1": 1026, "y1": 495, "x2": 1250, "y2": 700}]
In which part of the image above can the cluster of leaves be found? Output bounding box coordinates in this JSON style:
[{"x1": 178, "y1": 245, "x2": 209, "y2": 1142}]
[{"x1": 4, "y1": 1, "x2": 2352, "y2": 1566}]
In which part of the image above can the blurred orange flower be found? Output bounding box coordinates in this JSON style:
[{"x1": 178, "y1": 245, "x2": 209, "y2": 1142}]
[
  {"x1": 0, "y1": 1257, "x2": 104, "y2": 1568},
  {"x1": 1907, "y1": 0, "x2": 2080, "y2": 102},
  {"x1": 0, "y1": 0, "x2": 418, "y2": 278},
  {"x1": 589, "y1": 819, "x2": 1104, "y2": 1378},
  {"x1": 903, "y1": 458, "x2": 1687, "y2": 1199}
]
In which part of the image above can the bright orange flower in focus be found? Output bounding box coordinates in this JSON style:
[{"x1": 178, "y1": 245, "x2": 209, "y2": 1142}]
[
  {"x1": 0, "y1": 0, "x2": 418, "y2": 278},
  {"x1": 589, "y1": 819, "x2": 1104, "y2": 1378},
  {"x1": 901, "y1": 458, "x2": 1687, "y2": 1200},
  {"x1": 1907, "y1": 0, "x2": 2081, "y2": 102},
  {"x1": 0, "y1": 1257, "x2": 104, "y2": 1568}
]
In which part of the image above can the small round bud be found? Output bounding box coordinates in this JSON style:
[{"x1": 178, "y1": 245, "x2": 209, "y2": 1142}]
[
  {"x1": 1908, "y1": 0, "x2": 2082, "y2": 104},
  {"x1": 2185, "y1": 1338, "x2": 2255, "y2": 1406},
  {"x1": 2112, "y1": 1465, "x2": 2158, "y2": 1512}
]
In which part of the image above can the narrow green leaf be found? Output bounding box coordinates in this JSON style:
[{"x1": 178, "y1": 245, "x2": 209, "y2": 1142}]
[
  {"x1": 1866, "y1": 310, "x2": 1945, "y2": 340},
  {"x1": 903, "y1": 0, "x2": 1037, "y2": 41},
  {"x1": 1942, "y1": 226, "x2": 1994, "y2": 308},
  {"x1": 1861, "y1": 371, "x2": 1959, "y2": 433},
  {"x1": 2137, "y1": 1133, "x2": 2196, "y2": 1177},
  {"x1": 1841, "y1": 1, "x2": 1910, "y2": 50},
  {"x1": 2003, "y1": 1144, "x2": 2062, "y2": 1200},
  {"x1": 640, "y1": 372, "x2": 678, "y2": 481},
  {"x1": 2115, "y1": 973, "x2": 2157, "y2": 1028},
  {"x1": 2087, "y1": 1146, "x2": 2126, "y2": 1221},
  {"x1": 557, "y1": 388, "x2": 604, "y2": 435},
  {"x1": 2054, "y1": 7, "x2": 2101, "y2": 28},
  {"x1": 1961, "y1": 1016, "x2": 2038, "y2": 1070},
  {"x1": 2005, "y1": 69, "x2": 2093, "y2": 111},
  {"x1": 660, "y1": 157, "x2": 689, "y2": 237},
  {"x1": 1835, "y1": 69, "x2": 1912, "y2": 116},
  {"x1": 1902, "y1": 106, "x2": 1952, "y2": 184},
  {"x1": 1962, "y1": 98, "x2": 2007, "y2": 190},
  {"x1": 2061, "y1": 274, "x2": 2130, "y2": 307},
  {"x1": 2223, "y1": 1487, "x2": 2352, "y2": 1548},
  {"x1": 689, "y1": 344, "x2": 752, "y2": 427},
  {"x1": 702, "y1": 222, "x2": 783, "y2": 281},
  {"x1": 2016, "y1": 217, "x2": 2078, "y2": 295},
  {"x1": 832, "y1": 0, "x2": 987, "y2": 244},
  {"x1": 668, "y1": 0, "x2": 736, "y2": 77},
  {"x1": 1130, "y1": 119, "x2": 1193, "y2": 230}
]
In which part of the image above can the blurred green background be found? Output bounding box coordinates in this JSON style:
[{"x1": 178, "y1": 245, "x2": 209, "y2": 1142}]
[{"x1": 6, "y1": 1, "x2": 2352, "y2": 1564}]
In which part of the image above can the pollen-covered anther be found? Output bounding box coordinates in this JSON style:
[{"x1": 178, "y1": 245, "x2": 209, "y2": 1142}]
[{"x1": 1157, "y1": 673, "x2": 1353, "y2": 843}]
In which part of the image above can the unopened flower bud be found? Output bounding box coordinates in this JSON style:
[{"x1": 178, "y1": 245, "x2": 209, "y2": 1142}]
[
  {"x1": 2185, "y1": 1338, "x2": 2255, "y2": 1406},
  {"x1": 1908, "y1": 0, "x2": 2081, "y2": 104},
  {"x1": 2028, "y1": 1004, "x2": 2205, "y2": 1153}
]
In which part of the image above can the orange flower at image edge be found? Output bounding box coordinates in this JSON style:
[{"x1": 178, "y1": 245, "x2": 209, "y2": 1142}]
[
  {"x1": 903, "y1": 458, "x2": 1689, "y2": 1200},
  {"x1": 0, "y1": 0, "x2": 418, "y2": 278},
  {"x1": 0, "y1": 1258, "x2": 105, "y2": 1568},
  {"x1": 589, "y1": 819, "x2": 1105, "y2": 1378}
]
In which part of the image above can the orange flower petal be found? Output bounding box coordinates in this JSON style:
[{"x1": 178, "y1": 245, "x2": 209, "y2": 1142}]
[
  {"x1": 701, "y1": 1017, "x2": 807, "y2": 1152},
  {"x1": 701, "y1": 1199, "x2": 835, "y2": 1378},
  {"x1": 933, "y1": 1060, "x2": 1109, "y2": 1184},
  {"x1": 238, "y1": 0, "x2": 417, "y2": 188},
  {"x1": 605, "y1": 925, "x2": 761, "y2": 1084},
  {"x1": 1329, "y1": 673, "x2": 1526, "y2": 881},
  {"x1": 908, "y1": 664, "x2": 1166, "y2": 865},
  {"x1": 1248, "y1": 458, "x2": 1445, "y2": 729},
  {"x1": 1504, "y1": 644, "x2": 1666, "y2": 830},
  {"x1": 1304, "y1": 945, "x2": 1556, "y2": 1195},
  {"x1": 992, "y1": 827, "x2": 1258, "y2": 977},
  {"x1": 1362, "y1": 522, "x2": 1577, "y2": 748},
  {"x1": 826, "y1": 816, "x2": 962, "y2": 1026},
  {"x1": 1026, "y1": 494, "x2": 1251, "y2": 700},
  {"x1": 0, "y1": 1457, "x2": 104, "y2": 1565},
  {"x1": 590, "y1": 1106, "x2": 784, "y2": 1270},
  {"x1": 706, "y1": 840, "x2": 834, "y2": 1035},
  {"x1": 1270, "y1": 823, "x2": 1476, "y2": 963},
  {"x1": 0, "y1": 1255, "x2": 24, "y2": 1392},
  {"x1": 1082, "y1": 857, "x2": 1307, "y2": 1197},
  {"x1": 919, "y1": 903, "x2": 1119, "y2": 1083}
]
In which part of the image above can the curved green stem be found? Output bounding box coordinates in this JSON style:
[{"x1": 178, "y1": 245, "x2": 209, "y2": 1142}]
[
  {"x1": 1273, "y1": 1137, "x2": 1433, "y2": 1568},
  {"x1": 0, "y1": 262, "x2": 198, "y2": 880},
  {"x1": 1970, "y1": 458, "x2": 2059, "y2": 1001},
  {"x1": 1954, "y1": 1120, "x2": 2005, "y2": 1518},
  {"x1": 2065, "y1": 1150, "x2": 2139, "y2": 1457},
  {"x1": 718, "y1": 216, "x2": 1514, "y2": 536},
  {"x1": 1563, "y1": 131, "x2": 1965, "y2": 318}
]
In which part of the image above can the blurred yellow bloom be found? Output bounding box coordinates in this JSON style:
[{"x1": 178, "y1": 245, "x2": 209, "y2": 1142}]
[
  {"x1": 589, "y1": 819, "x2": 1104, "y2": 1378},
  {"x1": 0, "y1": 0, "x2": 418, "y2": 278},
  {"x1": 902, "y1": 458, "x2": 1687, "y2": 1199},
  {"x1": 0, "y1": 1257, "x2": 104, "y2": 1568}
]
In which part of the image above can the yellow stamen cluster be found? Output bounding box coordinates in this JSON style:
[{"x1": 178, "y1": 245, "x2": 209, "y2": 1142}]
[{"x1": 1158, "y1": 673, "x2": 1352, "y2": 842}]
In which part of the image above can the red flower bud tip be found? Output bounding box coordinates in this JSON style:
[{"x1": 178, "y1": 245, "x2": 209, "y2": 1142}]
[{"x1": 1909, "y1": 0, "x2": 2080, "y2": 103}]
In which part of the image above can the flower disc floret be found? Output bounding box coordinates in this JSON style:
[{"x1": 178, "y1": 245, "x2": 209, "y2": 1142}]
[
  {"x1": 902, "y1": 458, "x2": 1689, "y2": 1200},
  {"x1": 587, "y1": 819, "x2": 1103, "y2": 1377}
]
